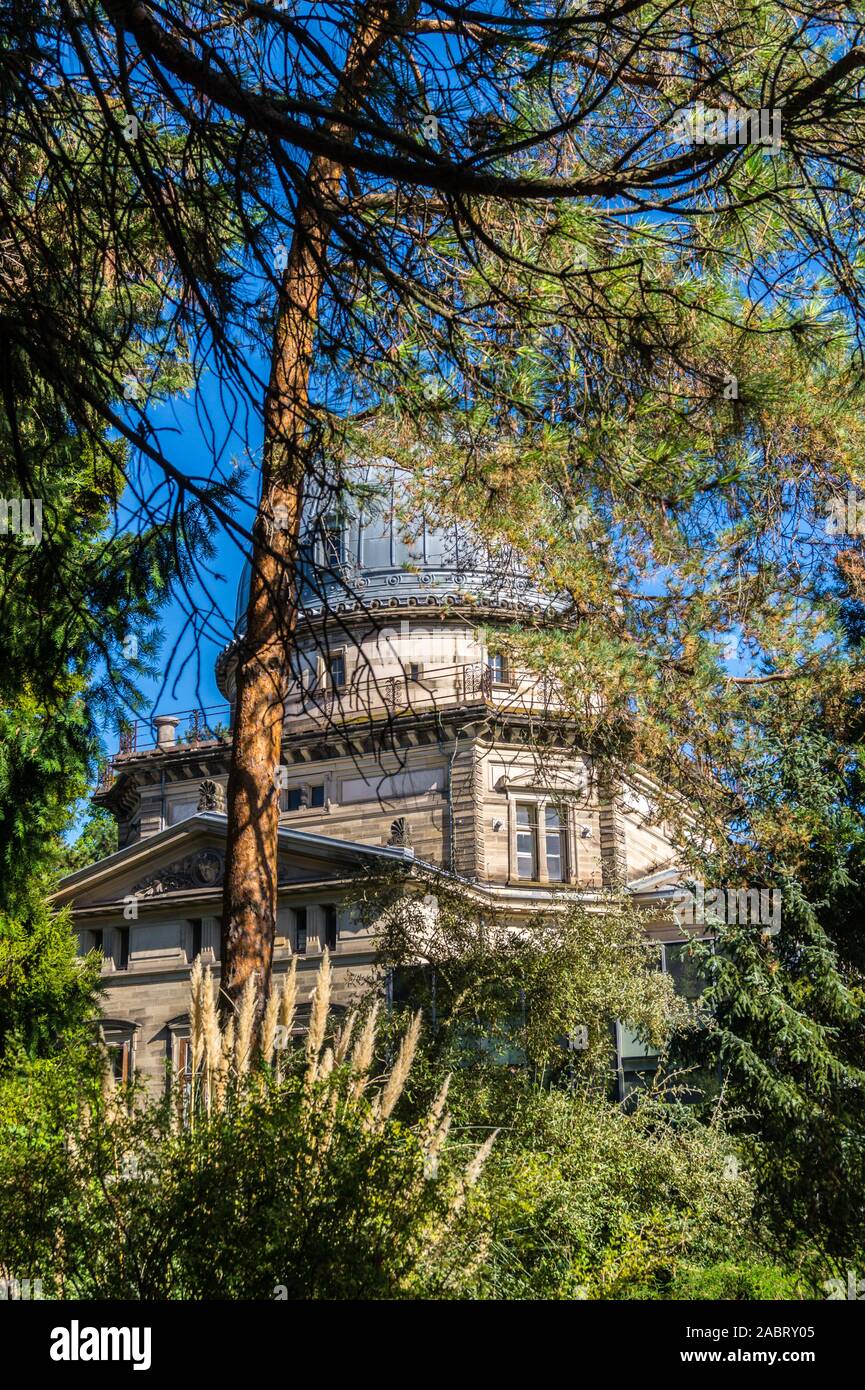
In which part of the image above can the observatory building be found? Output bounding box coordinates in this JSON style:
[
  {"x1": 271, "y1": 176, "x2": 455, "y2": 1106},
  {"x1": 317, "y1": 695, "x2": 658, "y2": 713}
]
[{"x1": 55, "y1": 466, "x2": 686, "y2": 1092}]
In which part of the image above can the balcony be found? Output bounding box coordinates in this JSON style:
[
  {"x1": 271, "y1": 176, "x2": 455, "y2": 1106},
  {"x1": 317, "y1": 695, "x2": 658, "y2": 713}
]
[{"x1": 98, "y1": 662, "x2": 578, "y2": 787}]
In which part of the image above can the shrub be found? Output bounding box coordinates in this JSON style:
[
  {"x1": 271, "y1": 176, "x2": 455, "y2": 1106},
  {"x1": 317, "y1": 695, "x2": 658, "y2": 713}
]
[{"x1": 0, "y1": 952, "x2": 496, "y2": 1299}]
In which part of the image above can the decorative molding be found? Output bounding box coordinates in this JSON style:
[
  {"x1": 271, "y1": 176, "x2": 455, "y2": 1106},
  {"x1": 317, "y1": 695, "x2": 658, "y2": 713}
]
[
  {"x1": 133, "y1": 849, "x2": 224, "y2": 897},
  {"x1": 388, "y1": 816, "x2": 413, "y2": 847},
  {"x1": 197, "y1": 778, "x2": 226, "y2": 813}
]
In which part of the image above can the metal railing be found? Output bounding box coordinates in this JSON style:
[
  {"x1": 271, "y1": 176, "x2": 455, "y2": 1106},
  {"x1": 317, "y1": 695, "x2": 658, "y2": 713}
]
[
  {"x1": 100, "y1": 660, "x2": 574, "y2": 779},
  {"x1": 110, "y1": 704, "x2": 233, "y2": 759}
]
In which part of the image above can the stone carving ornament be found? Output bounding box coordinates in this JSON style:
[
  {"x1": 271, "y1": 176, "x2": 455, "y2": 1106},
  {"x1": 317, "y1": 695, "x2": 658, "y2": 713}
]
[
  {"x1": 197, "y1": 779, "x2": 226, "y2": 813},
  {"x1": 133, "y1": 849, "x2": 225, "y2": 896}
]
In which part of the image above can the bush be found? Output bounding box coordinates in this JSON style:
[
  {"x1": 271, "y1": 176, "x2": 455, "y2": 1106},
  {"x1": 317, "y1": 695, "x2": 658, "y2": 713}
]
[
  {"x1": 662, "y1": 1261, "x2": 806, "y2": 1301},
  {"x1": 0, "y1": 901, "x2": 99, "y2": 1058},
  {"x1": 451, "y1": 1080, "x2": 779, "y2": 1300},
  {"x1": 0, "y1": 953, "x2": 495, "y2": 1299}
]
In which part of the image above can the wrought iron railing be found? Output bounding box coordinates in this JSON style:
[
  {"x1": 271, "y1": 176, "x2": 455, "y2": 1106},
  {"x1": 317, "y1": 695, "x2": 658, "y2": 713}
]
[
  {"x1": 104, "y1": 661, "x2": 570, "y2": 768},
  {"x1": 109, "y1": 704, "x2": 233, "y2": 758}
]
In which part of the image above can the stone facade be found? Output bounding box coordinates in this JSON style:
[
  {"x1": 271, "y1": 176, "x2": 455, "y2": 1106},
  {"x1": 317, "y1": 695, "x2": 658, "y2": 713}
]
[{"x1": 56, "y1": 465, "x2": 687, "y2": 1093}]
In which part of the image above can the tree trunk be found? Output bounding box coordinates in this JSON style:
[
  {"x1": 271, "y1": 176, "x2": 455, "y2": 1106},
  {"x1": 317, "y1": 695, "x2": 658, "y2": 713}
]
[{"x1": 220, "y1": 3, "x2": 395, "y2": 1012}]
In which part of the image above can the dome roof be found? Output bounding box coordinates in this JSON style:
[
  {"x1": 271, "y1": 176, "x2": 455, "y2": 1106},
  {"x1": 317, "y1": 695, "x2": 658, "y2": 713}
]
[{"x1": 234, "y1": 462, "x2": 560, "y2": 630}]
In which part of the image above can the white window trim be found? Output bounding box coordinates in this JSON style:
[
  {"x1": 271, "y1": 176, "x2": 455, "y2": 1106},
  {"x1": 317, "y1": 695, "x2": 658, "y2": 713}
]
[{"x1": 507, "y1": 794, "x2": 574, "y2": 885}]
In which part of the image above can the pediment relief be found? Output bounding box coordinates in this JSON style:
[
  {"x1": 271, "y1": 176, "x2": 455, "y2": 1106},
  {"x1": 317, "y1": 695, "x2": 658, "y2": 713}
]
[
  {"x1": 58, "y1": 820, "x2": 391, "y2": 910},
  {"x1": 133, "y1": 848, "x2": 225, "y2": 897},
  {"x1": 131, "y1": 848, "x2": 338, "y2": 897}
]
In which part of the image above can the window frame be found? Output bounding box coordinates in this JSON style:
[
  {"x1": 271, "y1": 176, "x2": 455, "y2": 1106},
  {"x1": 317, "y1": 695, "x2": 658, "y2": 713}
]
[
  {"x1": 320, "y1": 512, "x2": 346, "y2": 568},
  {"x1": 543, "y1": 804, "x2": 567, "y2": 883},
  {"x1": 508, "y1": 796, "x2": 574, "y2": 884},
  {"x1": 487, "y1": 652, "x2": 509, "y2": 685},
  {"x1": 514, "y1": 802, "x2": 539, "y2": 881},
  {"x1": 294, "y1": 906, "x2": 308, "y2": 956},
  {"x1": 280, "y1": 781, "x2": 328, "y2": 813},
  {"x1": 326, "y1": 649, "x2": 347, "y2": 691},
  {"x1": 98, "y1": 1019, "x2": 138, "y2": 1087}
]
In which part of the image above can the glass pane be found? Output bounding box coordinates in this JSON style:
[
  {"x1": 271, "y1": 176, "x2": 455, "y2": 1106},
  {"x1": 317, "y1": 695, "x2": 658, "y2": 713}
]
[
  {"x1": 619, "y1": 1022, "x2": 659, "y2": 1059},
  {"x1": 516, "y1": 805, "x2": 537, "y2": 878},
  {"x1": 322, "y1": 514, "x2": 344, "y2": 565},
  {"x1": 108, "y1": 1042, "x2": 128, "y2": 1084},
  {"x1": 309, "y1": 784, "x2": 325, "y2": 808},
  {"x1": 545, "y1": 808, "x2": 563, "y2": 881},
  {"x1": 359, "y1": 504, "x2": 391, "y2": 569},
  {"x1": 664, "y1": 942, "x2": 709, "y2": 1000}
]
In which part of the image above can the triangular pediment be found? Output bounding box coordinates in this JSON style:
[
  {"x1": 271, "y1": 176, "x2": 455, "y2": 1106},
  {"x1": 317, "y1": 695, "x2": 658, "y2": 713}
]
[{"x1": 53, "y1": 812, "x2": 415, "y2": 911}]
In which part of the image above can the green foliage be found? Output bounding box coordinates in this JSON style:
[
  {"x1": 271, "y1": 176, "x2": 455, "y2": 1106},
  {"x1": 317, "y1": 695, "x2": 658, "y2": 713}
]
[
  {"x1": 369, "y1": 886, "x2": 688, "y2": 1085},
  {"x1": 57, "y1": 807, "x2": 118, "y2": 878},
  {"x1": 655, "y1": 1261, "x2": 805, "y2": 1302},
  {"x1": 675, "y1": 895, "x2": 865, "y2": 1266},
  {"x1": 0, "y1": 1054, "x2": 477, "y2": 1300},
  {"x1": 661, "y1": 682, "x2": 865, "y2": 1267},
  {"x1": 452, "y1": 1081, "x2": 778, "y2": 1300},
  {"x1": 0, "y1": 901, "x2": 99, "y2": 1059}
]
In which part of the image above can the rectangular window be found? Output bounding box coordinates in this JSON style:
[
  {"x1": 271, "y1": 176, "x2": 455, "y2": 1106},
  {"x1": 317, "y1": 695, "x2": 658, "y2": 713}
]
[
  {"x1": 616, "y1": 1021, "x2": 659, "y2": 1100},
  {"x1": 283, "y1": 785, "x2": 325, "y2": 811},
  {"x1": 324, "y1": 904, "x2": 338, "y2": 952},
  {"x1": 295, "y1": 907, "x2": 307, "y2": 956},
  {"x1": 545, "y1": 807, "x2": 565, "y2": 882},
  {"x1": 117, "y1": 926, "x2": 130, "y2": 970},
  {"x1": 328, "y1": 652, "x2": 346, "y2": 689},
  {"x1": 175, "y1": 1037, "x2": 193, "y2": 1114},
  {"x1": 108, "y1": 1040, "x2": 129, "y2": 1085},
  {"x1": 322, "y1": 514, "x2": 345, "y2": 567},
  {"x1": 663, "y1": 942, "x2": 709, "y2": 1001},
  {"x1": 91, "y1": 929, "x2": 104, "y2": 956},
  {"x1": 408, "y1": 661, "x2": 421, "y2": 682},
  {"x1": 515, "y1": 804, "x2": 538, "y2": 880},
  {"x1": 188, "y1": 919, "x2": 202, "y2": 963},
  {"x1": 488, "y1": 654, "x2": 507, "y2": 683}
]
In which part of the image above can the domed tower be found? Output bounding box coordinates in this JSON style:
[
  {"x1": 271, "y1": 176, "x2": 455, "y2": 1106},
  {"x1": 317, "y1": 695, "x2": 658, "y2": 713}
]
[
  {"x1": 216, "y1": 462, "x2": 579, "y2": 872},
  {"x1": 89, "y1": 458, "x2": 681, "y2": 894},
  {"x1": 222, "y1": 461, "x2": 559, "y2": 690}
]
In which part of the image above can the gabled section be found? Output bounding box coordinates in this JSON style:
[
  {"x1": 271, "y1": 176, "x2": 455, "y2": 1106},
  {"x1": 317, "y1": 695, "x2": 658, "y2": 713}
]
[{"x1": 53, "y1": 812, "x2": 416, "y2": 911}]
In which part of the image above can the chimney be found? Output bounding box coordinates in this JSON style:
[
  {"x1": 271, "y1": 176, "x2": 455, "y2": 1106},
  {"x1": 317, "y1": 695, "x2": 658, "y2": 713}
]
[{"x1": 153, "y1": 715, "x2": 180, "y2": 750}]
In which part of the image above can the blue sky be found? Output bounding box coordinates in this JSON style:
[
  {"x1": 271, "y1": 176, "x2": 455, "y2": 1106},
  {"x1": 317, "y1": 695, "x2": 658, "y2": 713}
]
[{"x1": 106, "y1": 363, "x2": 264, "y2": 759}]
